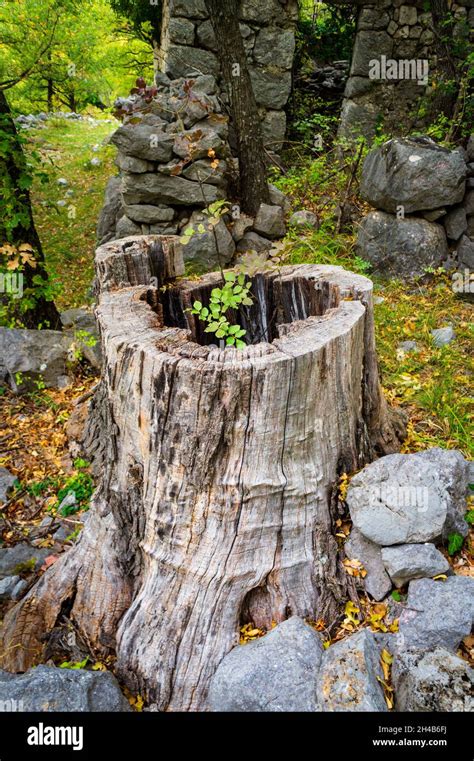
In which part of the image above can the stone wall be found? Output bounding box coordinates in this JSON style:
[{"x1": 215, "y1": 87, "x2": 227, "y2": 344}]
[
  {"x1": 160, "y1": 0, "x2": 298, "y2": 152},
  {"x1": 336, "y1": 0, "x2": 473, "y2": 140}
]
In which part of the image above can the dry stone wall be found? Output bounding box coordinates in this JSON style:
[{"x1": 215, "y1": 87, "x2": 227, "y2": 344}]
[
  {"x1": 160, "y1": 0, "x2": 298, "y2": 152},
  {"x1": 336, "y1": 0, "x2": 473, "y2": 140}
]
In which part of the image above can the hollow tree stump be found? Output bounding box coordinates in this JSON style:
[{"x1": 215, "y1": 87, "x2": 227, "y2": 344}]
[{"x1": 0, "y1": 236, "x2": 404, "y2": 711}]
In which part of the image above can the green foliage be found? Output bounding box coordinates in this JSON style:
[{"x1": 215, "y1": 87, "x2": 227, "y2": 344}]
[
  {"x1": 109, "y1": 0, "x2": 162, "y2": 44},
  {"x1": 59, "y1": 657, "x2": 89, "y2": 670},
  {"x1": 465, "y1": 509, "x2": 474, "y2": 525},
  {"x1": 391, "y1": 590, "x2": 402, "y2": 602},
  {"x1": 56, "y1": 460, "x2": 93, "y2": 516},
  {"x1": 190, "y1": 272, "x2": 252, "y2": 349},
  {"x1": 447, "y1": 532, "x2": 464, "y2": 556}
]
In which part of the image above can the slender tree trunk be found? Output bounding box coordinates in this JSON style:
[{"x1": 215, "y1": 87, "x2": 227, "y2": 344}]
[
  {"x1": 0, "y1": 91, "x2": 60, "y2": 329},
  {"x1": 204, "y1": 0, "x2": 270, "y2": 215},
  {"x1": 0, "y1": 237, "x2": 404, "y2": 711},
  {"x1": 47, "y1": 80, "x2": 54, "y2": 111}
]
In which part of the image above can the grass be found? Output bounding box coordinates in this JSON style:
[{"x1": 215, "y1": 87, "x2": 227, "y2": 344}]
[{"x1": 27, "y1": 114, "x2": 117, "y2": 310}]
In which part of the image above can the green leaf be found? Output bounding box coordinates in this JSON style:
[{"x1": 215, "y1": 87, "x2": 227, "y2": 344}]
[
  {"x1": 201, "y1": 307, "x2": 209, "y2": 318},
  {"x1": 391, "y1": 590, "x2": 402, "y2": 602},
  {"x1": 215, "y1": 329, "x2": 225, "y2": 338},
  {"x1": 211, "y1": 288, "x2": 222, "y2": 298},
  {"x1": 465, "y1": 509, "x2": 474, "y2": 525},
  {"x1": 193, "y1": 301, "x2": 202, "y2": 311},
  {"x1": 224, "y1": 272, "x2": 236, "y2": 282},
  {"x1": 236, "y1": 339, "x2": 246, "y2": 350},
  {"x1": 226, "y1": 336, "x2": 236, "y2": 346},
  {"x1": 447, "y1": 532, "x2": 464, "y2": 556},
  {"x1": 197, "y1": 224, "x2": 206, "y2": 234},
  {"x1": 242, "y1": 297, "x2": 253, "y2": 306},
  {"x1": 228, "y1": 325, "x2": 241, "y2": 335},
  {"x1": 233, "y1": 285, "x2": 242, "y2": 294},
  {"x1": 236, "y1": 329, "x2": 246, "y2": 338}
]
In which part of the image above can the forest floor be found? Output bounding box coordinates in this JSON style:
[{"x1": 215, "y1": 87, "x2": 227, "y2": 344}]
[{"x1": 0, "y1": 117, "x2": 472, "y2": 685}]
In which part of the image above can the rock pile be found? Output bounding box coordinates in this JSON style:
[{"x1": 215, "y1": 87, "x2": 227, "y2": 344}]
[
  {"x1": 345, "y1": 448, "x2": 469, "y2": 600},
  {"x1": 356, "y1": 137, "x2": 474, "y2": 278},
  {"x1": 98, "y1": 73, "x2": 289, "y2": 271}
]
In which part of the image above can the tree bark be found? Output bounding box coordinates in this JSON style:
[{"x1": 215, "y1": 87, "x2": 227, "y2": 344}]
[
  {"x1": 0, "y1": 239, "x2": 404, "y2": 710},
  {"x1": 204, "y1": 0, "x2": 270, "y2": 215},
  {"x1": 0, "y1": 91, "x2": 60, "y2": 329}
]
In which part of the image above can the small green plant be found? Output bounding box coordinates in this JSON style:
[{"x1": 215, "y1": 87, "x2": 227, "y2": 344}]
[
  {"x1": 59, "y1": 657, "x2": 89, "y2": 670},
  {"x1": 447, "y1": 532, "x2": 464, "y2": 556},
  {"x1": 55, "y1": 460, "x2": 94, "y2": 517},
  {"x1": 190, "y1": 272, "x2": 252, "y2": 349},
  {"x1": 465, "y1": 509, "x2": 474, "y2": 525}
]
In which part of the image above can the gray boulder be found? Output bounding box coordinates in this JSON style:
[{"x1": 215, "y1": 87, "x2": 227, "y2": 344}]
[
  {"x1": 393, "y1": 648, "x2": 473, "y2": 712},
  {"x1": 431, "y1": 326, "x2": 455, "y2": 347},
  {"x1": 457, "y1": 235, "x2": 474, "y2": 269},
  {"x1": 360, "y1": 138, "x2": 467, "y2": 214},
  {"x1": 316, "y1": 629, "x2": 387, "y2": 712},
  {"x1": 253, "y1": 29, "x2": 295, "y2": 70},
  {"x1": 177, "y1": 211, "x2": 235, "y2": 270},
  {"x1": 121, "y1": 172, "x2": 222, "y2": 206},
  {"x1": 0, "y1": 543, "x2": 51, "y2": 579},
  {"x1": 0, "y1": 575, "x2": 27, "y2": 602},
  {"x1": 346, "y1": 453, "x2": 449, "y2": 546},
  {"x1": 115, "y1": 216, "x2": 142, "y2": 239},
  {"x1": 124, "y1": 204, "x2": 175, "y2": 224},
  {"x1": 173, "y1": 123, "x2": 225, "y2": 160},
  {"x1": 410, "y1": 448, "x2": 469, "y2": 539},
  {"x1": 250, "y1": 68, "x2": 292, "y2": 110},
  {"x1": 168, "y1": 17, "x2": 195, "y2": 46},
  {"x1": 236, "y1": 231, "x2": 273, "y2": 254},
  {"x1": 355, "y1": 211, "x2": 448, "y2": 278},
  {"x1": 345, "y1": 528, "x2": 392, "y2": 601},
  {"x1": 269, "y1": 184, "x2": 291, "y2": 214},
  {"x1": 0, "y1": 468, "x2": 17, "y2": 505},
  {"x1": 0, "y1": 329, "x2": 73, "y2": 392},
  {"x1": 208, "y1": 617, "x2": 324, "y2": 712},
  {"x1": 289, "y1": 210, "x2": 319, "y2": 230},
  {"x1": 443, "y1": 206, "x2": 467, "y2": 240},
  {"x1": 0, "y1": 665, "x2": 131, "y2": 712},
  {"x1": 398, "y1": 576, "x2": 474, "y2": 652},
  {"x1": 110, "y1": 124, "x2": 174, "y2": 162},
  {"x1": 115, "y1": 153, "x2": 155, "y2": 173},
  {"x1": 96, "y1": 176, "x2": 124, "y2": 245},
  {"x1": 253, "y1": 204, "x2": 286, "y2": 239},
  {"x1": 164, "y1": 44, "x2": 219, "y2": 79},
  {"x1": 182, "y1": 158, "x2": 227, "y2": 187},
  {"x1": 381, "y1": 543, "x2": 450, "y2": 588},
  {"x1": 60, "y1": 308, "x2": 101, "y2": 370},
  {"x1": 261, "y1": 111, "x2": 287, "y2": 153}
]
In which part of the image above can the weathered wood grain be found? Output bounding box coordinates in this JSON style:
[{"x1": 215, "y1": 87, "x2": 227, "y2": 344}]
[{"x1": 0, "y1": 249, "x2": 404, "y2": 711}]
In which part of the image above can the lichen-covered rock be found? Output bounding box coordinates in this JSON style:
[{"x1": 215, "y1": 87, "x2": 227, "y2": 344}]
[
  {"x1": 0, "y1": 543, "x2": 51, "y2": 579},
  {"x1": 398, "y1": 577, "x2": 474, "y2": 652},
  {"x1": 253, "y1": 204, "x2": 286, "y2": 239},
  {"x1": 381, "y1": 543, "x2": 450, "y2": 588},
  {"x1": 176, "y1": 210, "x2": 235, "y2": 270},
  {"x1": 316, "y1": 629, "x2": 387, "y2": 712},
  {"x1": 96, "y1": 176, "x2": 123, "y2": 245},
  {"x1": 0, "y1": 665, "x2": 131, "y2": 712},
  {"x1": 347, "y1": 453, "x2": 449, "y2": 546},
  {"x1": 110, "y1": 125, "x2": 174, "y2": 163},
  {"x1": 393, "y1": 648, "x2": 473, "y2": 712},
  {"x1": 208, "y1": 617, "x2": 324, "y2": 712},
  {"x1": 0, "y1": 329, "x2": 73, "y2": 392},
  {"x1": 360, "y1": 138, "x2": 467, "y2": 214},
  {"x1": 123, "y1": 204, "x2": 175, "y2": 225},
  {"x1": 345, "y1": 529, "x2": 392, "y2": 601},
  {"x1": 253, "y1": 29, "x2": 295, "y2": 70},
  {"x1": 355, "y1": 211, "x2": 448, "y2": 278},
  {"x1": 121, "y1": 172, "x2": 222, "y2": 206},
  {"x1": 289, "y1": 210, "x2": 319, "y2": 229}
]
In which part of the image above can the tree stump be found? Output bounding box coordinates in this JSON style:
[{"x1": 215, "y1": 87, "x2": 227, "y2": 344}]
[{"x1": 0, "y1": 236, "x2": 404, "y2": 711}]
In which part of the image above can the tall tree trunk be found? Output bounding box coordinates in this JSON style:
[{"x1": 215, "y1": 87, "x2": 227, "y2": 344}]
[
  {"x1": 204, "y1": 0, "x2": 270, "y2": 216},
  {"x1": 0, "y1": 91, "x2": 60, "y2": 329},
  {"x1": 0, "y1": 238, "x2": 404, "y2": 711},
  {"x1": 47, "y1": 79, "x2": 54, "y2": 111}
]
